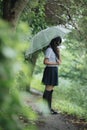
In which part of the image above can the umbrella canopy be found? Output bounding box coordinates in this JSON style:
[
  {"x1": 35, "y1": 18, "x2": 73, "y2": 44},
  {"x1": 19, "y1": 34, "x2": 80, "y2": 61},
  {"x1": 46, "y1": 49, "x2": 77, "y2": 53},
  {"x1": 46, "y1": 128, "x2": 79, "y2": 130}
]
[{"x1": 25, "y1": 26, "x2": 70, "y2": 57}]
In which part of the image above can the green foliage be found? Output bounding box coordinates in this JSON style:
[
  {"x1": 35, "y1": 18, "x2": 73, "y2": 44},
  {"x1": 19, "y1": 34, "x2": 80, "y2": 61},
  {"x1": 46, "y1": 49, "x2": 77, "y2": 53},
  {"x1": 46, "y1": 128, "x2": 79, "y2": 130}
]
[
  {"x1": 21, "y1": 0, "x2": 47, "y2": 34},
  {"x1": 31, "y1": 74, "x2": 44, "y2": 92},
  {"x1": 53, "y1": 80, "x2": 87, "y2": 120},
  {"x1": 0, "y1": 19, "x2": 37, "y2": 130},
  {"x1": 57, "y1": 34, "x2": 87, "y2": 85}
]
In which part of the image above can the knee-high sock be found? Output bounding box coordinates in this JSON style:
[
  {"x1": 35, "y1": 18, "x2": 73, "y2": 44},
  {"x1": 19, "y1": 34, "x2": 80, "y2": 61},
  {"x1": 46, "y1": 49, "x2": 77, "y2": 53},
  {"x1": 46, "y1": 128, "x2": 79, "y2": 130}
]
[
  {"x1": 49, "y1": 90, "x2": 53, "y2": 109},
  {"x1": 43, "y1": 90, "x2": 53, "y2": 109}
]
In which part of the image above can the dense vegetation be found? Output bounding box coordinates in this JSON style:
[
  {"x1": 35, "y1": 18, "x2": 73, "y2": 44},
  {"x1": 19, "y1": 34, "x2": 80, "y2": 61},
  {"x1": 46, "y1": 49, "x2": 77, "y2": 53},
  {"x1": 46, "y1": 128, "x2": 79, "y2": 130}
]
[
  {"x1": 0, "y1": 20, "x2": 37, "y2": 130},
  {"x1": 0, "y1": 0, "x2": 87, "y2": 130}
]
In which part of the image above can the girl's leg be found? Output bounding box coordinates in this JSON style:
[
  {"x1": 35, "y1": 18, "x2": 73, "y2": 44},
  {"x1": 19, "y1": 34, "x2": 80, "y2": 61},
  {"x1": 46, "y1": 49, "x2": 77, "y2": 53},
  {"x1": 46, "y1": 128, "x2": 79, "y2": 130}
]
[
  {"x1": 43, "y1": 86, "x2": 53, "y2": 108},
  {"x1": 43, "y1": 86, "x2": 58, "y2": 114}
]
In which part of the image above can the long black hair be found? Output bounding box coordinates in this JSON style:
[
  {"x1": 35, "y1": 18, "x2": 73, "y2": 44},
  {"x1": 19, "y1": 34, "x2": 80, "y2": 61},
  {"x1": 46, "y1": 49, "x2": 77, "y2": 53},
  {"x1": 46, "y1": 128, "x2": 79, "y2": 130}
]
[{"x1": 50, "y1": 36, "x2": 62, "y2": 59}]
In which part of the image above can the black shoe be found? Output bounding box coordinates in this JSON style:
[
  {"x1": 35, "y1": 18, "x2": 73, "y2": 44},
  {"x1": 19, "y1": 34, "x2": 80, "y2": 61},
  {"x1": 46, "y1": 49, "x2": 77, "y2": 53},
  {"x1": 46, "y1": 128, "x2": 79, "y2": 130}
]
[{"x1": 50, "y1": 109, "x2": 58, "y2": 114}]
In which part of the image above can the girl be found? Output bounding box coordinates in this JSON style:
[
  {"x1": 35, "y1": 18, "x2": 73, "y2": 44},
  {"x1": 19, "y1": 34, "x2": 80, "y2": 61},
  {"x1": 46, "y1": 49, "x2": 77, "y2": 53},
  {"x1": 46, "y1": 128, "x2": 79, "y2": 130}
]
[{"x1": 42, "y1": 36, "x2": 62, "y2": 114}]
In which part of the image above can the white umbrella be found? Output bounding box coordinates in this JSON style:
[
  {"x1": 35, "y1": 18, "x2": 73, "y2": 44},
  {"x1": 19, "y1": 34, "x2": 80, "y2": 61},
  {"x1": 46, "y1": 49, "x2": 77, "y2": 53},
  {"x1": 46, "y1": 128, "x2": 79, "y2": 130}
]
[{"x1": 25, "y1": 25, "x2": 70, "y2": 57}]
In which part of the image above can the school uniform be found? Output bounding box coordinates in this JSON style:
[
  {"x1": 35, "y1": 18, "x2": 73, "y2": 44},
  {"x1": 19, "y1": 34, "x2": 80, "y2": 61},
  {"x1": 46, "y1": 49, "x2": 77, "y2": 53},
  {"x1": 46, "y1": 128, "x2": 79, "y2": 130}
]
[{"x1": 42, "y1": 47, "x2": 58, "y2": 86}]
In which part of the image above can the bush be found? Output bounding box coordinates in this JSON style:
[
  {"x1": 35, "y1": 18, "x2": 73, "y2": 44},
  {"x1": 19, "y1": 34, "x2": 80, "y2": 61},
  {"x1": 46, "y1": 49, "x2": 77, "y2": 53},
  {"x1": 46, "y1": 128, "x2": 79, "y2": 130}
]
[{"x1": 0, "y1": 20, "x2": 36, "y2": 130}]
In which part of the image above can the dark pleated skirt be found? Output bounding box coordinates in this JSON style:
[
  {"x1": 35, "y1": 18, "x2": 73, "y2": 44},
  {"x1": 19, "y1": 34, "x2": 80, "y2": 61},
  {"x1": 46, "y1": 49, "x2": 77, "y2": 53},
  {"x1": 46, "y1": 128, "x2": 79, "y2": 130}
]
[{"x1": 42, "y1": 66, "x2": 58, "y2": 86}]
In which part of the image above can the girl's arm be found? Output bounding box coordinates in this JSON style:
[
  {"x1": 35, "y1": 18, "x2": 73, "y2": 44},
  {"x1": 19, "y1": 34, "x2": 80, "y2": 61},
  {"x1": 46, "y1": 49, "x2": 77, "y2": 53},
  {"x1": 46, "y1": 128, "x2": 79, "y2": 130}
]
[
  {"x1": 44, "y1": 58, "x2": 59, "y2": 65},
  {"x1": 57, "y1": 48, "x2": 62, "y2": 65}
]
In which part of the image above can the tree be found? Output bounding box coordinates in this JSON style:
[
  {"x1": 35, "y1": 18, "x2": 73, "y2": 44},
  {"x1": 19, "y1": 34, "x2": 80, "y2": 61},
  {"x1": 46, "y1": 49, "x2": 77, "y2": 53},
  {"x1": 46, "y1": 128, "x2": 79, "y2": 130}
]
[{"x1": 2, "y1": 0, "x2": 29, "y2": 29}]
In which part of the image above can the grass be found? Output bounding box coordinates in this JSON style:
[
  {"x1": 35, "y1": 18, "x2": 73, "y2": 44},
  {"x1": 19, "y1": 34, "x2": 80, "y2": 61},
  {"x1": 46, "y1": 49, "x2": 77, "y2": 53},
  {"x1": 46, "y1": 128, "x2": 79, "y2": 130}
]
[
  {"x1": 31, "y1": 74, "x2": 44, "y2": 92},
  {"x1": 53, "y1": 99, "x2": 85, "y2": 118}
]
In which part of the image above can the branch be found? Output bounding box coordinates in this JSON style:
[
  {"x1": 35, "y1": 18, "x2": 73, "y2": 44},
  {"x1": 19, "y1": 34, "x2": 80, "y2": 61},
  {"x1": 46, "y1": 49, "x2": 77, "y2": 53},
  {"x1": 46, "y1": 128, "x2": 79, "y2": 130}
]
[{"x1": 45, "y1": 1, "x2": 84, "y2": 36}]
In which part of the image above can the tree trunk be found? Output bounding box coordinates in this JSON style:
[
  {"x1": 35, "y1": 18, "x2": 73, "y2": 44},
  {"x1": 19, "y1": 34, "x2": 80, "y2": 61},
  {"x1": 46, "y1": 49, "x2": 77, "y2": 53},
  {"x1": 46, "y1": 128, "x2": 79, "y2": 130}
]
[
  {"x1": 26, "y1": 52, "x2": 39, "y2": 92},
  {"x1": 3, "y1": 0, "x2": 29, "y2": 29}
]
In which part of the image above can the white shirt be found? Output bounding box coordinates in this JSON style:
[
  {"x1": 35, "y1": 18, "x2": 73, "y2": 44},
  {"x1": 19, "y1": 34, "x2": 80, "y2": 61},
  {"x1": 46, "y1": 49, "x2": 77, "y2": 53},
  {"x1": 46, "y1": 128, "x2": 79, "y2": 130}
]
[{"x1": 45, "y1": 47, "x2": 58, "y2": 67}]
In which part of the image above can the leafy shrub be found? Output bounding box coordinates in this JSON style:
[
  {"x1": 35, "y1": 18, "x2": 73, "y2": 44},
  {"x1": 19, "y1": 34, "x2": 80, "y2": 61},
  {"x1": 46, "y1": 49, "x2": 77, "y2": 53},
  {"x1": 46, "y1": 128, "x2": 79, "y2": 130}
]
[{"x1": 0, "y1": 20, "x2": 36, "y2": 130}]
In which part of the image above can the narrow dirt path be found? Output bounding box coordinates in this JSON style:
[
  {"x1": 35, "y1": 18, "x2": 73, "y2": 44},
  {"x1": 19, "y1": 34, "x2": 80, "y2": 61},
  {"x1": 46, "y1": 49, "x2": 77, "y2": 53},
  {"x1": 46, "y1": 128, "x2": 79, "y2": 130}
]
[
  {"x1": 36, "y1": 114, "x2": 78, "y2": 130},
  {"x1": 23, "y1": 89, "x2": 87, "y2": 130}
]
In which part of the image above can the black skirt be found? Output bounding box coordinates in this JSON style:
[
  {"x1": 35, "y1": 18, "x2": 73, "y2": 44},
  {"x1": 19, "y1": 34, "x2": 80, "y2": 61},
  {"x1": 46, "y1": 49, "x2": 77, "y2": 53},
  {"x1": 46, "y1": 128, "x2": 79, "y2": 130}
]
[{"x1": 42, "y1": 66, "x2": 58, "y2": 86}]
